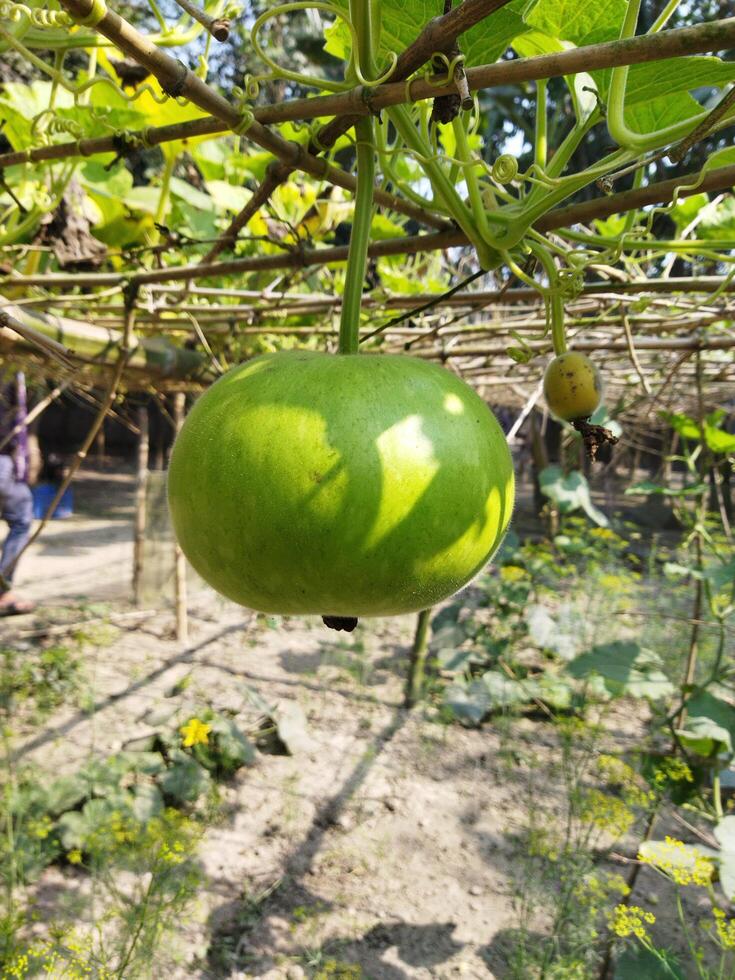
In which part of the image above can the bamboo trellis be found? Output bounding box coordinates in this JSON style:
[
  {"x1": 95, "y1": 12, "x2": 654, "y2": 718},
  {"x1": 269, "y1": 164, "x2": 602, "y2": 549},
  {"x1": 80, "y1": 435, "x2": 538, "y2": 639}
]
[{"x1": 1, "y1": 0, "x2": 734, "y2": 422}]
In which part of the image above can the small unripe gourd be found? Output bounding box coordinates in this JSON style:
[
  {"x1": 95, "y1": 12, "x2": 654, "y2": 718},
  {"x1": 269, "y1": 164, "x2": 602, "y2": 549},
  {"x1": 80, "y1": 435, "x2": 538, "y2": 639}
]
[{"x1": 543, "y1": 352, "x2": 602, "y2": 422}]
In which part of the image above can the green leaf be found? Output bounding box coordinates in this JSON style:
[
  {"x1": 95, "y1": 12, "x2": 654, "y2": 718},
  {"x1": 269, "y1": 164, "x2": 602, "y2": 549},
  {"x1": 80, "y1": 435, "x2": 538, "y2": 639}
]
[
  {"x1": 714, "y1": 815, "x2": 735, "y2": 851},
  {"x1": 481, "y1": 670, "x2": 527, "y2": 708},
  {"x1": 526, "y1": 0, "x2": 627, "y2": 45},
  {"x1": 715, "y1": 818, "x2": 735, "y2": 900},
  {"x1": 566, "y1": 641, "x2": 674, "y2": 699},
  {"x1": 443, "y1": 679, "x2": 491, "y2": 726},
  {"x1": 677, "y1": 692, "x2": 735, "y2": 760},
  {"x1": 528, "y1": 672, "x2": 573, "y2": 710},
  {"x1": 595, "y1": 56, "x2": 735, "y2": 134},
  {"x1": 131, "y1": 784, "x2": 163, "y2": 823},
  {"x1": 436, "y1": 647, "x2": 477, "y2": 673},
  {"x1": 323, "y1": 16, "x2": 352, "y2": 61},
  {"x1": 169, "y1": 177, "x2": 214, "y2": 212},
  {"x1": 158, "y1": 750, "x2": 211, "y2": 803},
  {"x1": 209, "y1": 715, "x2": 256, "y2": 772},
  {"x1": 330, "y1": 0, "x2": 532, "y2": 71},
  {"x1": 539, "y1": 466, "x2": 609, "y2": 526},
  {"x1": 205, "y1": 179, "x2": 253, "y2": 214},
  {"x1": 614, "y1": 946, "x2": 684, "y2": 979},
  {"x1": 46, "y1": 775, "x2": 88, "y2": 816}
]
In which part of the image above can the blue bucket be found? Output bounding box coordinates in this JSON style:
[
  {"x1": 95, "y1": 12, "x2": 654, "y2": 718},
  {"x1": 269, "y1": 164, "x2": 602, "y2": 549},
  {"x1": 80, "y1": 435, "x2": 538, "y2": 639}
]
[{"x1": 32, "y1": 483, "x2": 74, "y2": 520}]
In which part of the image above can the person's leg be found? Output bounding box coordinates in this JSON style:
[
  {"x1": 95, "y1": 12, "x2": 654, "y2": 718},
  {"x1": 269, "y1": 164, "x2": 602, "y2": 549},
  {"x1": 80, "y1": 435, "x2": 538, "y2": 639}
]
[
  {"x1": 1, "y1": 480, "x2": 33, "y2": 581},
  {"x1": 0, "y1": 456, "x2": 34, "y2": 612}
]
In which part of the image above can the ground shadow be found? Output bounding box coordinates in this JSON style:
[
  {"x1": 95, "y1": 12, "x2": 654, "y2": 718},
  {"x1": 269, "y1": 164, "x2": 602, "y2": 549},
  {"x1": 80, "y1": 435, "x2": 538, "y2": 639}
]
[
  {"x1": 11, "y1": 621, "x2": 249, "y2": 763},
  {"x1": 204, "y1": 706, "x2": 411, "y2": 975}
]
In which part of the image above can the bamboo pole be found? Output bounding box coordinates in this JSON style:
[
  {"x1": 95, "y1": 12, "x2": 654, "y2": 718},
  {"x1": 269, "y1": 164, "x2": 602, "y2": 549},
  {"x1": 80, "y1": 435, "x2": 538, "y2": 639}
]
[
  {"x1": 133, "y1": 404, "x2": 149, "y2": 605},
  {"x1": 171, "y1": 392, "x2": 188, "y2": 644}
]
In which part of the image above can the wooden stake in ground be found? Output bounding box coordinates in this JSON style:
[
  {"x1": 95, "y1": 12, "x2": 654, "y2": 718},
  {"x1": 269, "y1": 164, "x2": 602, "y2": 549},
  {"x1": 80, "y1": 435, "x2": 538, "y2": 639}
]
[
  {"x1": 133, "y1": 403, "x2": 149, "y2": 605},
  {"x1": 172, "y1": 392, "x2": 188, "y2": 644}
]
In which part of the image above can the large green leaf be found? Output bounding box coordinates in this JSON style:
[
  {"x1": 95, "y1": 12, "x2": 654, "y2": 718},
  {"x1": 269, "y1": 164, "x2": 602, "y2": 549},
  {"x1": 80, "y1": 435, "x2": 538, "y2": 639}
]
[
  {"x1": 566, "y1": 641, "x2": 674, "y2": 700},
  {"x1": 539, "y1": 466, "x2": 609, "y2": 526},
  {"x1": 329, "y1": 0, "x2": 533, "y2": 70},
  {"x1": 526, "y1": 0, "x2": 627, "y2": 46},
  {"x1": 158, "y1": 750, "x2": 211, "y2": 803},
  {"x1": 677, "y1": 692, "x2": 735, "y2": 760},
  {"x1": 443, "y1": 679, "x2": 492, "y2": 725}
]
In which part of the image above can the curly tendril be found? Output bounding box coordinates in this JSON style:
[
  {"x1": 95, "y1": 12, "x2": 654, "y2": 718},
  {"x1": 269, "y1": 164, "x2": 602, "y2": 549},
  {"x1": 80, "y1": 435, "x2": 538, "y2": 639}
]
[
  {"x1": 250, "y1": 1, "x2": 397, "y2": 94},
  {"x1": 0, "y1": 1, "x2": 72, "y2": 27},
  {"x1": 30, "y1": 110, "x2": 84, "y2": 141},
  {"x1": 403, "y1": 52, "x2": 466, "y2": 106},
  {"x1": 491, "y1": 155, "x2": 519, "y2": 184}
]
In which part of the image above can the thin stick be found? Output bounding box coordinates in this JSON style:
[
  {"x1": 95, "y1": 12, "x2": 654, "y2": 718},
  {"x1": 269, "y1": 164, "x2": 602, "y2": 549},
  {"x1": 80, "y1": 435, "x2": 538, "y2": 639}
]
[
  {"x1": 133, "y1": 404, "x2": 149, "y2": 605},
  {"x1": 621, "y1": 312, "x2": 651, "y2": 394},
  {"x1": 405, "y1": 608, "x2": 431, "y2": 708},
  {"x1": 172, "y1": 392, "x2": 188, "y2": 644},
  {"x1": 507, "y1": 381, "x2": 544, "y2": 444}
]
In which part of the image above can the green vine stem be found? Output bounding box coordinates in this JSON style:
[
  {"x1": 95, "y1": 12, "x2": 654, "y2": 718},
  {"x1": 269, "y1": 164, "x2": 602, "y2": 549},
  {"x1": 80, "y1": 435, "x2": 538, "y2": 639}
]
[
  {"x1": 387, "y1": 104, "x2": 497, "y2": 268},
  {"x1": 451, "y1": 113, "x2": 491, "y2": 244},
  {"x1": 533, "y1": 243, "x2": 567, "y2": 355},
  {"x1": 338, "y1": 117, "x2": 375, "y2": 355},
  {"x1": 535, "y1": 78, "x2": 547, "y2": 171},
  {"x1": 608, "y1": 0, "x2": 713, "y2": 152},
  {"x1": 338, "y1": 0, "x2": 377, "y2": 354}
]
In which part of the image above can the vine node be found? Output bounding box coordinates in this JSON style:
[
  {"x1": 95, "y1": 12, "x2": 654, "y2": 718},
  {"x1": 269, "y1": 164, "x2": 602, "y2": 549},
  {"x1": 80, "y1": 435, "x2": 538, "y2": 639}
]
[{"x1": 161, "y1": 59, "x2": 190, "y2": 99}]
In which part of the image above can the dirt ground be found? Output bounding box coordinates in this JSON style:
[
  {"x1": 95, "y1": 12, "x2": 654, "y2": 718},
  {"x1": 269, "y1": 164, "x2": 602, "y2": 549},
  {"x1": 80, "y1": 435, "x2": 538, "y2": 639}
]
[{"x1": 5, "y1": 468, "x2": 653, "y2": 979}]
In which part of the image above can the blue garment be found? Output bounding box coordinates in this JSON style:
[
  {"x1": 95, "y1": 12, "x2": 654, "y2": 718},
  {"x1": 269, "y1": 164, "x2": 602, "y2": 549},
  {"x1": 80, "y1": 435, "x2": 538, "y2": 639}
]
[{"x1": 0, "y1": 455, "x2": 32, "y2": 589}]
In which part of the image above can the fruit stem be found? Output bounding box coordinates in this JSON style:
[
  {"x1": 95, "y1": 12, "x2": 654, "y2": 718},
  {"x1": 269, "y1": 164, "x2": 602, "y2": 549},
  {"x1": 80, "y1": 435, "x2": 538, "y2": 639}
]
[
  {"x1": 338, "y1": 0, "x2": 378, "y2": 355},
  {"x1": 338, "y1": 115, "x2": 375, "y2": 355},
  {"x1": 533, "y1": 243, "x2": 567, "y2": 355}
]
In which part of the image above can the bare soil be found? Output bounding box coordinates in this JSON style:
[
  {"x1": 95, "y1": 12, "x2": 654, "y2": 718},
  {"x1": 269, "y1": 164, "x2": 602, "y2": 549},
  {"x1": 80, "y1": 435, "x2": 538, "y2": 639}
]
[{"x1": 4, "y1": 467, "x2": 681, "y2": 980}]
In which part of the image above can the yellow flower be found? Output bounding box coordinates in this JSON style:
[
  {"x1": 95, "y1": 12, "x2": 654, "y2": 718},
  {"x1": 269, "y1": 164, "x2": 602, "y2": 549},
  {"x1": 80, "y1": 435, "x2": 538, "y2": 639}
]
[
  {"x1": 638, "y1": 836, "x2": 713, "y2": 887},
  {"x1": 500, "y1": 565, "x2": 527, "y2": 582},
  {"x1": 609, "y1": 904, "x2": 655, "y2": 939},
  {"x1": 67, "y1": 849, "x2": 83, "y2": 865},
  {"x1": 581, "y1": 789, "x2": 634, "y2": 837},
  {"x1": 712, "y1": 908, "x2": 735, "y2": 949},
  {"x1": 180, "y1": 717, "x2": 212, "y2": 747}
]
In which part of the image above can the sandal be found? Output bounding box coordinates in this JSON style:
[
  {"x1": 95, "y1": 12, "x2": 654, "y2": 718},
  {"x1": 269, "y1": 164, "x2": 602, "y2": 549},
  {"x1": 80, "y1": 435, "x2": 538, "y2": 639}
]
[{"x1": 0, "y1": 595, "x2": 36, "y2": 617}]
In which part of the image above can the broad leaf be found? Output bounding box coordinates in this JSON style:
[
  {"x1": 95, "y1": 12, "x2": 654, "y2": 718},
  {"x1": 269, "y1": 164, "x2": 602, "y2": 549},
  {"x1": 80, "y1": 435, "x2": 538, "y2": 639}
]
[
  {"x1": 443, "y1": 679, "x2": 492, "y2": 726},
  {"x1": 566, "y1": 641, "x2": 674, "y2": 699},
  {"x1": 526, "y1": 0, "x2": 627, "y2": 46},
  {"x1": 539, "y1": 466, "x2": 609, "y2": 526},
  {"x1": 677, "y1": 692, "x2": 735, "y2": 760},
  {"x1": 481, "y1": 670, "x2": 527, "y2": 708},
  {"x1": 158, "y1": 750, "x2": 211, "y2": 803}
]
